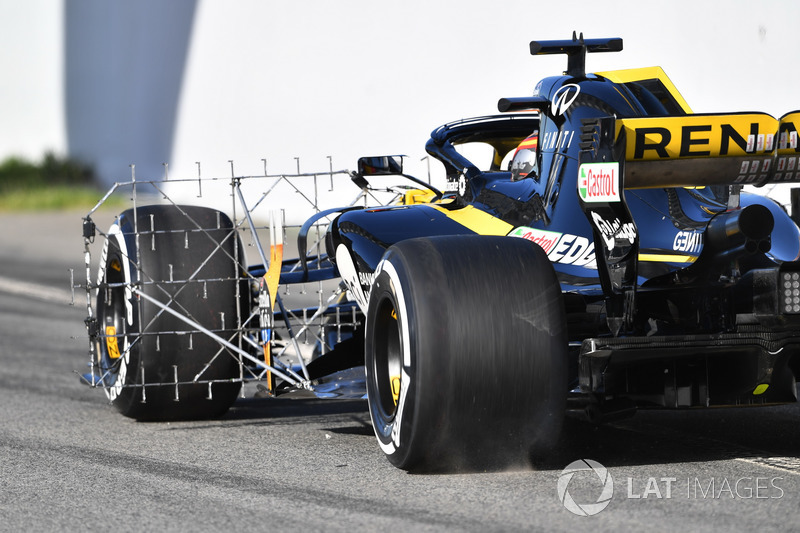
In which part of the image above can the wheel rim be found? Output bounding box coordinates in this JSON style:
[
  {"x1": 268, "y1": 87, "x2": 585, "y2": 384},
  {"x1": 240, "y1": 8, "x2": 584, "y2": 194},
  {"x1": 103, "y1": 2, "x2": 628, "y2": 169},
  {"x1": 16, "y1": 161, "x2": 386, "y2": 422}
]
[
  {"x1": 372, "y1": 296, "x2": 403, "y2": 420},
  {"x1": 98, "y1": 253, "x2": 130, "y2": 379}
]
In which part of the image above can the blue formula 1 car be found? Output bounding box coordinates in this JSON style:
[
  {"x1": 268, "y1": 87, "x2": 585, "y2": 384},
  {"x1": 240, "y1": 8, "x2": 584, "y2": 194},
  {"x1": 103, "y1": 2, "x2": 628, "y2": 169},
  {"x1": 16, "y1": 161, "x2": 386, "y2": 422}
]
[{"x1": 81, "y1": 34, "x2": 800, "y2": 471}]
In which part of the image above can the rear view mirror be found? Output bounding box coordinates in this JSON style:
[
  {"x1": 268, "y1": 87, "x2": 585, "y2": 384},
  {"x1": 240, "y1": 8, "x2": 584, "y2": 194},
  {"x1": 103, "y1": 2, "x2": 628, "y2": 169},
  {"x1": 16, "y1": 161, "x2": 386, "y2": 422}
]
[{"x1": 357, "y1": 155, "x2": 404, "y2": 176}]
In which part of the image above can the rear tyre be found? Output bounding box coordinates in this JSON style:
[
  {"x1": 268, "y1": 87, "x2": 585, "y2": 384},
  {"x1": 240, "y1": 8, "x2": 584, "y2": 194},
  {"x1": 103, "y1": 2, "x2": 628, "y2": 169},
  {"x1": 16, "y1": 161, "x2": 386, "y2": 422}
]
[
  {"x1": 365, "y1": 235, "x2": 567, "y2": 470},
  {"x1": 96, "y1": 205, "x2": 245, "y2": 420}
]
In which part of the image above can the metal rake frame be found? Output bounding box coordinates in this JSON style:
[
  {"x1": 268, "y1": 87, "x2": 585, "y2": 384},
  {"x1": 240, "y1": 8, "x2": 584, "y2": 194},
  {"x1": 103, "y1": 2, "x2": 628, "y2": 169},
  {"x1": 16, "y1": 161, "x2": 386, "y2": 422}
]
[{"x1": 78, "y1": 160, "x2": 409, "y2": 399}]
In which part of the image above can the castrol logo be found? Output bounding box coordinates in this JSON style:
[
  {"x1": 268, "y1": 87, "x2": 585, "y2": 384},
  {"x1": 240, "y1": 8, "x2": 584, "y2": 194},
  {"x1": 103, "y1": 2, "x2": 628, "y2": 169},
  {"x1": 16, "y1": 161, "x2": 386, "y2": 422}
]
[
  {"x1": 578, "y1": 162, "x2": 620, "y2": 203},
  {"x1": 509, "y1": 227, "x2": 596, "y2": 269}
]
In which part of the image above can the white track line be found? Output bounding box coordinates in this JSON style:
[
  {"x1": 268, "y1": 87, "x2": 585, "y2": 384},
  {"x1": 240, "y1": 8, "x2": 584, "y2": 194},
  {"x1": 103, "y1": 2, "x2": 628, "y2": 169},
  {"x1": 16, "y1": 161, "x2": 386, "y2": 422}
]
[{"x1": 0, "y1": 276, "x2": 75, "y2": 304}]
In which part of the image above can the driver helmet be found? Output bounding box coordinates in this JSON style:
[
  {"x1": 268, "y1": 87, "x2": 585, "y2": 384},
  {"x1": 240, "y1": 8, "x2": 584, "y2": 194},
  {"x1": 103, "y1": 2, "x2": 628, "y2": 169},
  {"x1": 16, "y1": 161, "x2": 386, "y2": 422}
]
[{"x1": 510, "y1": 131, "x2": 538, "y2": 181}]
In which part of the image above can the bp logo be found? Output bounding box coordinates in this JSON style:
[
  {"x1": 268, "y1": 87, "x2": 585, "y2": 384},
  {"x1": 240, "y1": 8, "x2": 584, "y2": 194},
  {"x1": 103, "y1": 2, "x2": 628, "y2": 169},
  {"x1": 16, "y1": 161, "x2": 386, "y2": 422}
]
[{"x1": 557, "y1": 459, "x2": 614, "y2": 516}]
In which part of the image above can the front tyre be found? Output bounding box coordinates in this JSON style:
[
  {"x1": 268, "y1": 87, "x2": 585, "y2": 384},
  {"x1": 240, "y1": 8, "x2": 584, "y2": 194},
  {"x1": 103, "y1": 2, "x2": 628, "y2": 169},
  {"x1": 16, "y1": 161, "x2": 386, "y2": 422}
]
[
  {"x1": 365, "y1": 235, "x2": 567, "y2": 470},
  {"x1": 96, "y1": 205, "x2": 245, "y2": 420}
]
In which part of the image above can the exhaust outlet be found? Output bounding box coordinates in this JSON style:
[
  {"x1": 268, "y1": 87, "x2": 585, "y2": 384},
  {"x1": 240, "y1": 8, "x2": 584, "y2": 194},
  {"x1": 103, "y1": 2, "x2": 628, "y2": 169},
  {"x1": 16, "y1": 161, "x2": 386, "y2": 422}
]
[{"x1": 705, "y1": 204, "x2": 774, "y2": 263}]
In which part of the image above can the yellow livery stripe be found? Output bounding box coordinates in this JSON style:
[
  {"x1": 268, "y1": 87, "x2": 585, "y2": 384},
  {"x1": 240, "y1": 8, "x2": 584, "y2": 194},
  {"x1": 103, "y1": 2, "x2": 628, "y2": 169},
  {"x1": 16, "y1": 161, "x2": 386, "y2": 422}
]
[
  {"x1": 638, "y1": 253, "x2": 697, "y2": 264},
  {"x1": 402, "y1": 189, "x2": 438, "y2": 205},
  {"x1": 427, "y1": 204, "x2": 513, "y2": 236},
  {"x1": 427, "y1": 205, "x2": 699, "y2": 264}
]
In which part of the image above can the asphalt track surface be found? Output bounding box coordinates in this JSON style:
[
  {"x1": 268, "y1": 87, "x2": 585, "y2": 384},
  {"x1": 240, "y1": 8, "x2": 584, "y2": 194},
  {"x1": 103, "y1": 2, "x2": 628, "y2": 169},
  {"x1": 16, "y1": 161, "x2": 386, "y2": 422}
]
[{"x1": 2, "y1": 209, "x2": 800, "y2": 532}]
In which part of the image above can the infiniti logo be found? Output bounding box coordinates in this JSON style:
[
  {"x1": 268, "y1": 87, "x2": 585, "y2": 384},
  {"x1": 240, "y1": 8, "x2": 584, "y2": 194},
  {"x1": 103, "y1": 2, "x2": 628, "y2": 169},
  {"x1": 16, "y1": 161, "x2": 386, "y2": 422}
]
[{"x1": 551, "y1": 84, "x2": 580, "y2": 116}]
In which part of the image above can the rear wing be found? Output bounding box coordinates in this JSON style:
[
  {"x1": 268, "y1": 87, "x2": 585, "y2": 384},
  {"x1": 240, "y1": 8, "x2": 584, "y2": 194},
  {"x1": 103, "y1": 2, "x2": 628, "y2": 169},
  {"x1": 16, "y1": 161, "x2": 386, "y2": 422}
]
[
  {"x1": 578, "y1": 110, "x2": 799, "y2": 334},
  {"x1": 596, "y1": 66, "x2": 693, "y2": 115},
  {"x1": 613, "y1": 111, "x2": 800, "y2": 189}
]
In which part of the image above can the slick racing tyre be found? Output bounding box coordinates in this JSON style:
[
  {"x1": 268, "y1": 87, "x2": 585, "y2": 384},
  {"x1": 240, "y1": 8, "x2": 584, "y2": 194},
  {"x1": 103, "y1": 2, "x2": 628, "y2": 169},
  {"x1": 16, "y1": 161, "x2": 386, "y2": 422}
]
[
  {"x1": 365, "y1": 235, "x2": 568, "y2": 470},
  {"x1": 96, "y1": 205, "x2": 245, "y2": 420}
]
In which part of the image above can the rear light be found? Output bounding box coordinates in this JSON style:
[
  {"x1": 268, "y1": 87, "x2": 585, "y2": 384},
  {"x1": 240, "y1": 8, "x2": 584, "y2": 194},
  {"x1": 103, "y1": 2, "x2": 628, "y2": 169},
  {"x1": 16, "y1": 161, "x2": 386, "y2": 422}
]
[{"x1": 781, "y1": 271, "x2": 800, "y2": 314}]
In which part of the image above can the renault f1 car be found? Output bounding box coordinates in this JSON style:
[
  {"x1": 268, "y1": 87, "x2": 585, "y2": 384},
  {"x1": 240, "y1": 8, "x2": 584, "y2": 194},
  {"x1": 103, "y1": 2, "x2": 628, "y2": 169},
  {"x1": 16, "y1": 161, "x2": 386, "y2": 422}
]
[{"x1": 80, "y1": 34, "x2": 800, "y2": 471}]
